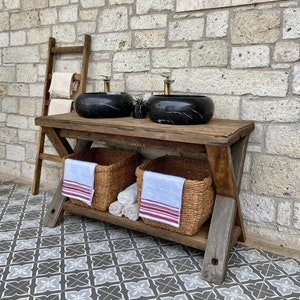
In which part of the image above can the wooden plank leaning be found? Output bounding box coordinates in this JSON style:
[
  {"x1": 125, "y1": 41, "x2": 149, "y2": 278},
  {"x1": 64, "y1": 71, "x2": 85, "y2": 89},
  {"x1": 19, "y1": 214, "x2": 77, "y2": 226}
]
[{"x1": 202, "y1": 195, "x2": 237, "y2": 284}]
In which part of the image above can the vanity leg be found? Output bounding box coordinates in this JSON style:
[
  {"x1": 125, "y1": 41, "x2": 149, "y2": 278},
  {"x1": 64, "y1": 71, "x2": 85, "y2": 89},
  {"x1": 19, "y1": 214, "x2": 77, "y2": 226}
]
[
  {"x1": 202, "y1": 195, "x2": 237, "y2": 284},
  {"x1": 43, "y1": 179, "x2": 66, "y2": 227}
]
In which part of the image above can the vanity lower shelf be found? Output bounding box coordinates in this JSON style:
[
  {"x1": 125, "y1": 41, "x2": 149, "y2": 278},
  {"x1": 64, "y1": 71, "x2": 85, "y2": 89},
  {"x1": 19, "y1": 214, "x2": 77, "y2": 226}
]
[{"x1": 63, "y1": 200, "x2": 241, "y2": 251}]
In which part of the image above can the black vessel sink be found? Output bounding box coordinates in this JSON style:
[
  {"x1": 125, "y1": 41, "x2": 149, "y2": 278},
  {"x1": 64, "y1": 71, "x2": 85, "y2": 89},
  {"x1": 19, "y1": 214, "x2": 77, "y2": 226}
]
[
  {"x1": 147, "y1": 95, "x2": 214, "y2": 125},
  {"x1": 75, "y1": 92, "x2": 133, "y2": 118}
]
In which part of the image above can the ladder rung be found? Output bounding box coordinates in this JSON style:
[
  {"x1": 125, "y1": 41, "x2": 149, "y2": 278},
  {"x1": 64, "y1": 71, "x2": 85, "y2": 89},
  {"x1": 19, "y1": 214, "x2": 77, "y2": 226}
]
[
  {"x1": 51, "y1": 46, "x2": 84, "y2": 54},
  {"x1": 39, "y1": 153, "x2": 62, "y2": 163}
]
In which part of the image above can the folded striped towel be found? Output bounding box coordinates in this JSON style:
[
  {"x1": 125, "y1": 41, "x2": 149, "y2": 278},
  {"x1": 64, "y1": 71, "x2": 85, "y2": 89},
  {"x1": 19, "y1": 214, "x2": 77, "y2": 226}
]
[
  {"x1": 139, "y1": 171, "x2": 185, "y2": 228},
  {"x1": 62, "y1": 158, "x2": 97, "y2": 205}
]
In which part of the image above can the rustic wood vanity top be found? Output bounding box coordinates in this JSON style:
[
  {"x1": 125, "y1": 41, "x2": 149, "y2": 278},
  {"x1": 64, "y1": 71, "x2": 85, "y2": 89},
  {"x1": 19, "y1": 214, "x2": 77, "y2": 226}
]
[
  {"x1": 35, "y1": 112, "x2": 254, "y2": 284},
  {"x1": 35, "y1": 112, "x2": 253, "y2": 145}
]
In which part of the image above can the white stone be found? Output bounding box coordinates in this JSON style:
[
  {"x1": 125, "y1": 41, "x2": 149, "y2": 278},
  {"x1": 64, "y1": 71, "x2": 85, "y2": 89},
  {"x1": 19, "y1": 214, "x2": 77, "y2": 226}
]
[
  {"x1": 10, "y1": 11, "x2": 39, "y2": 30},
  {"x1": 0, "y1": 32, "x2": 9, "y2": 48},
  {"x1": 113, "y1": 50, "x2": 150, "y2": 72},
  {"x1": 22, "y1": 0, "x2": 48, "y2": 9},
  {"x1": 10, "y1": 31, "x2": 26, "y2": 46},
  {"x1": 109, "y1": 0, "x2": 134, "y2": 4},
  {"x1": 40, "y1": 8, "x2": 58, "y2": 25},
  {"x1": 0, "y1": 67, "x2": 15, "y2": 82},
  {"x1": 242, "y1": 98, "x2": 299, "y2": 122},
  {"x1": 79, "y1": 9, "x2": 98, "y2": 20},
  {"x1": 277, "y1": 201, "x2": 293, "y2": 226},
  {"x1": 88, "y1": 62, "x2": 112, "y2": 80},
  {"x1": 7, "y1": 114, "x2": 28, "y2": 129},
  {"x1": 240, "y1": 192, "x2": 276, "y2": 223},
  {"x1": 0, "y1": 127, "x2": 18, "y2": 144},
  {"x1": 191, "y1": 41, "x2": 228, "y2": 67},
  {"x1": 4, "y1": 0, "x2": 20, "y2": 10},
  {"x1": 248, "y1": 122, "x2": 263, "y2": 145},
  {"x1": 76, "y1": 22, "x2": 97, "y2": 36},
  {"x1": 212, "y1": 95, "x2": 240, "y2": 119},
  {"x1": 29, "y1": 83, "x2": 44, "y2": 98},
  {"x1": 136, "y1": 0, "x2": 175, "y2": 14},
  {"x1": 50, "y1": 0, "x2": 69, "y2": 6},
  {"x1": 251, "y1": 154, "x2": 300, "y2": 198},
  {"x1": 274, "y1": 41, "x2": 300, "y2": 62},
  {"x1": 17, "y1": 64, "x2": 37, "y2": 83},
  {"x1": 0, "y1": 145, "x2": 5, "y2": 159},
  {"x1": 134, "y1": 30, "x2": 166, "y2": 48},
  {"x1": 98, "y1": 6, "x2": 128, "y2": 32},
  {"x1": 54, "y1": 59, "x2": 82, "y2": 74},
  {"x1": 130, "y1": 15, "x2": 167, "y2": 29},
  {"x1": 266, "y1": 124, "x2": 300, "y2": 158},
  {"x1": 126, "y1": 73, "x2": 166, "y2": 93},
  {"x1": 176, "y1": 0, "x2": 278, "y2": 11},
  {"x1": 172, "y1": 68, "x2": 288, "y2": 97},
  {"x1": 52, "y1": 24, "x2": 76, "y2": 43},
  {"x1": 1, "y1": 97, "x2": 18, "y2": 113},
  {"x1": 7, "y1": 84, "x2": 29, "y2": 97},
  {"x1": 245, "y1": 222, "x2": 300, "y2": 249},
  {"x1": 0, "y1": 160, "x2": 21, "y2": 177},
  {"x1": 18, "y1": 129, "x2": 36, "y2": 143},
  {"x1": 92, "y1": 33, "x2": 131, "y2": 51},
  {"x1": 6, "y1": 145, "x2": 25, "y2": 162},
  {"x1": 293, "y1": 202, "x2": 300, "y2": 229},
  {"x1": 231, "y1": 10, "x2": 281, "y2": 44},
  {"x1": 231, "y1": 45, "x2": 270, "y2": 68},
  {"x1": 206, "y1": 10, "x2": 229, "y2": 38},
  {"x1": 152, "y1": 49, "x2": 189, "y2": 68},
  {"x1": 27, "y1": 28, "x2": 51, "y2": 45},
  {"x1": 292, "y1": 64, "x2": 300, "y2": 95},
  {"x1": 59, "y1": 5, "x2": 78, "y2": 22},
  {"x1": 283, "y1": 7, "x2": 300, "y2": 39},
  {"x1": 169, "y1": 18, "x2": 204, "y2": 41},
  {"x1": 0, "y1": 12, "x2": 9, "y2": 31},
  {"x1": 3, "y1": 46, "x2": 39, "y2": 63},
  {"x1": 80, "y1": 0, "x2": 105, "y2": 8},
  {"x1": 19, "y1": 98, "x2": 36, "y2": 116}
]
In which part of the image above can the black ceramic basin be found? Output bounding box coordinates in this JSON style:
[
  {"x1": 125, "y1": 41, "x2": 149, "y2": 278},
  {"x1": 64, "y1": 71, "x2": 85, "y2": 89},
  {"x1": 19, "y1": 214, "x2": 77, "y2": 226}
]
[
  {"x1": 147, "y1": 95, "x2": 214, "y2": 125},
  {"x1": 75, "y1": 92, "x2": 133, "y2": 118}
]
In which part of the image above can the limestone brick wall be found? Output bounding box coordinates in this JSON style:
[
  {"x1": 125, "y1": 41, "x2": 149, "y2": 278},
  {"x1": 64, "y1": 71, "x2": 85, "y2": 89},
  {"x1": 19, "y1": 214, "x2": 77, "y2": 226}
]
[{"x1": 0, "y1": 0, "x2": 299, "y2": 249}]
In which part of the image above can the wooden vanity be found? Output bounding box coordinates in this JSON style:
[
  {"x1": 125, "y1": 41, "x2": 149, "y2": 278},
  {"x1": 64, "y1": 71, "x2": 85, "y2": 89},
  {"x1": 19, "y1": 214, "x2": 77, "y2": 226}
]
[{"x1": 35, "y1": 112, "x2": 254, "y2": 284}]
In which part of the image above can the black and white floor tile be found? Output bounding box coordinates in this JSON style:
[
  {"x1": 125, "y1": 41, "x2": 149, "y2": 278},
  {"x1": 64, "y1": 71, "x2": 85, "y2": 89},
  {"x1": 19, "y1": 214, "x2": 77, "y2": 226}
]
[{"x1": 0, "y1": 181, "x2": 299, "y2": 299}]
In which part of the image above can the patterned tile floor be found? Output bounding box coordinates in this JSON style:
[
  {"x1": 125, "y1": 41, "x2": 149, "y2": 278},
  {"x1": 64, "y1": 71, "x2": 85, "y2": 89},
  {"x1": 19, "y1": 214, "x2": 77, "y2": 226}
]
[{"x1": 0, "y1": 180, "x2": 299, "y2": 300}]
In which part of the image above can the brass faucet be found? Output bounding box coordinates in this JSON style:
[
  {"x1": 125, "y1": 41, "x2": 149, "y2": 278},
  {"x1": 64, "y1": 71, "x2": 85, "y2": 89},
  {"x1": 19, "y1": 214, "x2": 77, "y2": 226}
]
[
  {"x1": 162, "y1": 75, "x2": 175, "y2": 95},
  {"x1": 101, "y1": 75, "x2": 111, "y2": 92}
]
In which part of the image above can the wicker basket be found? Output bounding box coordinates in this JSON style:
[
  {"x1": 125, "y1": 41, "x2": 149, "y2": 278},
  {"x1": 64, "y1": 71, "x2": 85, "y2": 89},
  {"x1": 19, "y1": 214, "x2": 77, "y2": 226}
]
[
  {"x1": 63, "y1": 147, "x2": 139, "y2": 211},
  {"x1": 136, "y1": 155, "x2": 215, "y2": 236}
]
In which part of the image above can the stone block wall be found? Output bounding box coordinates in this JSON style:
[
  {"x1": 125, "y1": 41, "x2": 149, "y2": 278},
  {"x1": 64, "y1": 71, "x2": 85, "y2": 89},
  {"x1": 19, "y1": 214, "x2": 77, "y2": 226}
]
[{"x1": 0, "y1": 0, "x2": 299, "y2": 249}]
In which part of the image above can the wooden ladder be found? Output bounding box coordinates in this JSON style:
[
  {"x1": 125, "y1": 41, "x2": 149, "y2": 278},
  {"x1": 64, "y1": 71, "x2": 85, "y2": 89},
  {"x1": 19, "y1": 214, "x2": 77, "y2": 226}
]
[{"x1": 32, "y1": 34, "x2": 91, "y2": 195}]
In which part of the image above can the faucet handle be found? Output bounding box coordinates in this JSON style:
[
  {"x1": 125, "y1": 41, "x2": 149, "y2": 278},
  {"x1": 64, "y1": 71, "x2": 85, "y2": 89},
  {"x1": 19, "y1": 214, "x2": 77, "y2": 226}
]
[
  {"x1": 161, "y1": 74, "x2": 175, "y2": 83},
  {"x1": 101, "y1": 75, "x2": 111, "y2": 80}
]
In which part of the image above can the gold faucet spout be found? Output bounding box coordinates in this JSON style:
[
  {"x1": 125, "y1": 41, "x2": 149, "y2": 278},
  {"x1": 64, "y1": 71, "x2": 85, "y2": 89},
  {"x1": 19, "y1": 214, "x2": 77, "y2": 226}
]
[
  {"x1": 101, "y1": 75, "x2": 111, "y2": 92},
  {"x1": 162, "y1": 75, "x2": 175, "y2": 95}
]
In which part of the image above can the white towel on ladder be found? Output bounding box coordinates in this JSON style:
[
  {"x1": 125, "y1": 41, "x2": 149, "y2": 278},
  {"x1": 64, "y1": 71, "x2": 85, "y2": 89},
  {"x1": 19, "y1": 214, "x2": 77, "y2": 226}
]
[
  {"x1": 48, "y1": 99, "x2": 73, "y2": 115},
  {"x1": 49, "y1": 72, "x2": 75, "y2": 98}
]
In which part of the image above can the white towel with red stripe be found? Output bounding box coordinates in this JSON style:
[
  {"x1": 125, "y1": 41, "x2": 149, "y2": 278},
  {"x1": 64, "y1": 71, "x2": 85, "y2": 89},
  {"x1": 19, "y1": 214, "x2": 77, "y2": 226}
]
[
  {"x1": 139, "y1": 171, "x2": 185, "y2": 228},
  {"x1": 62, "y1": 158, "x2": 97, "y2": 205}
]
